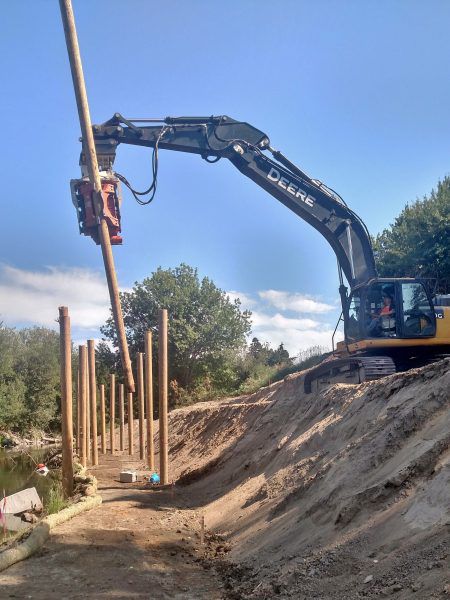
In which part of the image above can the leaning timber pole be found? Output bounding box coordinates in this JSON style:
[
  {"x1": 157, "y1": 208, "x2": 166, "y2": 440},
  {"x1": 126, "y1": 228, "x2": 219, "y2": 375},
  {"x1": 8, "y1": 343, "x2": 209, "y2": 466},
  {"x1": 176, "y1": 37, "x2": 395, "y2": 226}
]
[
  {"x1": 158, "y1": 309, "x2": 169, "y2": 485},
  {"x1": 58, "y1": 307, "x2": 73, "y2": 497},
  {"x1": 59, "y1": 0, "x2": 135, "y2": 393}
]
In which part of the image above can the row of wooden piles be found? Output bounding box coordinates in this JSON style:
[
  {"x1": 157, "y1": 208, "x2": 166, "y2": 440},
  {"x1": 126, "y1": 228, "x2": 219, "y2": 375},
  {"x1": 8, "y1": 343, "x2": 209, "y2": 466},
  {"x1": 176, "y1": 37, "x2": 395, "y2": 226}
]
[{"x1": 58, "y1": 306, "x2": 169, "y2": 498}]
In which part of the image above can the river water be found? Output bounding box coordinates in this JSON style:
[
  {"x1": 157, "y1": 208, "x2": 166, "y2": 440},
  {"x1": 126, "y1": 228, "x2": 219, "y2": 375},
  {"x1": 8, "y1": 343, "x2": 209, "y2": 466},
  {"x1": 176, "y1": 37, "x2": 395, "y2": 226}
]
[{"x1": 0, "y1": 447, "x2": 56, "y2": 510}]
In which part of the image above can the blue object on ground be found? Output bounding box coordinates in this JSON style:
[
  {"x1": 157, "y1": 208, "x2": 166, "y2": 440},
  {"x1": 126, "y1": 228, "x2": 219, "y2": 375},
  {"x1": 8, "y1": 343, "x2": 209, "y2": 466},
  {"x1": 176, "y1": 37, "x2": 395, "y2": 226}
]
[{"x1": 149, "y1": 473, "x2": 160, "y2": 484}]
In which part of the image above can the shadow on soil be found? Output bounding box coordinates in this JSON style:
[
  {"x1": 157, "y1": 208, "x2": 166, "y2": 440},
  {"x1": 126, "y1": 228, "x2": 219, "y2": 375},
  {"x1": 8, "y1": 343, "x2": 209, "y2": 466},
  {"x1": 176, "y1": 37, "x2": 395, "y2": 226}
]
[{"x1": 1, "y1": 535, "x2": 214, "y2": 600}]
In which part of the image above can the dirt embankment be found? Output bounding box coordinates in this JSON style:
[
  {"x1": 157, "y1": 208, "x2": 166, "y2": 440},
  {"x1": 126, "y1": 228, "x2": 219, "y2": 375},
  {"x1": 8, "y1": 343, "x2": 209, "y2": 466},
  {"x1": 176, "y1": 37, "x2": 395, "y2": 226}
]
[{"x1": 160, "y1": 359, "x2": 450, "y2": 599}]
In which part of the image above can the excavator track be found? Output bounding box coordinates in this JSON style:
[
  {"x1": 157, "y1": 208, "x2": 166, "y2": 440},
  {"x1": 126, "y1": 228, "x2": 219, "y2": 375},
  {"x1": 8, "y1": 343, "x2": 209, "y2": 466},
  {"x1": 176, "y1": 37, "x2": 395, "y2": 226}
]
[{"x1": 304, "y1": 356, "x2": 396, "y2": 394}]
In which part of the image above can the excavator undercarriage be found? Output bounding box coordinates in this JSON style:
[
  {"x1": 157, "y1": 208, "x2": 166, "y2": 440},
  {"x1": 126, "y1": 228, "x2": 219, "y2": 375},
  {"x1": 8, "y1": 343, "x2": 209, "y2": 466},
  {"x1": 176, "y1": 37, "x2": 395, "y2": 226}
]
[{"x1": 304, "y1": 356, "x2": 396, "y2": 393}]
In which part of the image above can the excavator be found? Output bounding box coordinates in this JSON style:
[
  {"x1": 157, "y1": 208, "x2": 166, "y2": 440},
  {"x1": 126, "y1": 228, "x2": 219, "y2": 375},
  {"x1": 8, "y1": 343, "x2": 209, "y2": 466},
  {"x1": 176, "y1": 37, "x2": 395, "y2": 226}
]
[{"x1": 71, "y1": 114, "x2": 450, "y2": 392}]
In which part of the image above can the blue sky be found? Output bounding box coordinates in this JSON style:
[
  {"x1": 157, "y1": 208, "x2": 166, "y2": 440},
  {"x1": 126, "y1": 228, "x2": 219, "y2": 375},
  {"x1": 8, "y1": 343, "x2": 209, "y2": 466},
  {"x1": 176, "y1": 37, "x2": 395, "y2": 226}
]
[{"x1": 0, "y1": 1, "x2": 449, "y2": 353}]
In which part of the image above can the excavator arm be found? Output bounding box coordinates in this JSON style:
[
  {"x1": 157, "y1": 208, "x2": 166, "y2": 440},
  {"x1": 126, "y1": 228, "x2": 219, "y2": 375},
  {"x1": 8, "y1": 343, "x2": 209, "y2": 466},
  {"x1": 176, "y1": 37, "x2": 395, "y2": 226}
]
[{"x1": 83, "y1": 114, "x2": 377, "y2": 289}]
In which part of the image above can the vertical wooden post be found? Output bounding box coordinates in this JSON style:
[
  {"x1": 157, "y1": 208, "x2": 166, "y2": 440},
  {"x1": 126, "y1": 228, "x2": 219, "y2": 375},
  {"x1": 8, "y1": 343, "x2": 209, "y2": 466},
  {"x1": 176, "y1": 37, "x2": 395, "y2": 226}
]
[
  {"x1": 158, "y1": 309, "x2": 169, "y2": 485},
  {"x1": 145, "y1": 330, "x2": 154, "y2": 471},
  {"x1": 200, "y1": 515, "x2": 205, "y2": 545},
  {"x1": 59, "y1": 0, "x2": 135, "y2": 394},
  {"x1": 59, "y1": 307, "x2": 73, "y2": 497},
  {"x1": 85, "y1": 350, "x2": 90, "y2": 464},
  {"x1": 128, "y1": 392, "x2": 134, "y2": 455},
  {"x1": 78, "y1": 346, "x2": 87, "y2": 467},
  {"x1": 137, "y1": 353, "x2": 145, "y2": 460},
  {"x1": 110, "y1": 374, "x2": 116, "y2": 454},
  {"x1": 76, "y1": 368, "x2": 81, "y2": 454},
  {"x1": 119, "y1": 384, "x2": 125, "y2": 451},
  {"x1": 100, "y1": 384, "x2": 106, "y2": 454},
  {"x1": 87, "y1": 340, "x2": 98, "y2": 466}
]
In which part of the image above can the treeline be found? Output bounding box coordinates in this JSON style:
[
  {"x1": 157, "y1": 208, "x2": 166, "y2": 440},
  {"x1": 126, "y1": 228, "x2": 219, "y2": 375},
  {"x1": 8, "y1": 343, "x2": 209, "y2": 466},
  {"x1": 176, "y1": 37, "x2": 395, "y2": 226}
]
[
  {"x1": 99, "y1": 264, "x2": 317, "y2": 407},
  {"x1": 0, "y1": 321, "x2": 319, "y2": 432},
  {"x1": 0, "y1": 326, "x2": 61, "y2": 432},
  {"x1": 235, "y1": 339, "x2": 326, "y2": 395}
]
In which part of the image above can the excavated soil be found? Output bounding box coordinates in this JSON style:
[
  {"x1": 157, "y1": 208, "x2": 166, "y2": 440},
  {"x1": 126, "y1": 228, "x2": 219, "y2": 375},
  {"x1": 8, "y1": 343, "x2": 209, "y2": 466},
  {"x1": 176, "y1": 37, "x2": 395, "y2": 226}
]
[
  {"x1": 1, "y1": 359, "x2": 449, "y2": 598},
  {"x1": 163, "y1": 358, "x2": 450, "y2": 599}
]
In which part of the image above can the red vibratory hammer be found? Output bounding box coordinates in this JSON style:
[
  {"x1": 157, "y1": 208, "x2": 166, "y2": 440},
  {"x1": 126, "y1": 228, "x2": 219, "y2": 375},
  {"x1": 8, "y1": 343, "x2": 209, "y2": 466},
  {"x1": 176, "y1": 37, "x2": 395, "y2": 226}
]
[{"x1": 70, "y1": 175, "x2": 123, "y2": 245}]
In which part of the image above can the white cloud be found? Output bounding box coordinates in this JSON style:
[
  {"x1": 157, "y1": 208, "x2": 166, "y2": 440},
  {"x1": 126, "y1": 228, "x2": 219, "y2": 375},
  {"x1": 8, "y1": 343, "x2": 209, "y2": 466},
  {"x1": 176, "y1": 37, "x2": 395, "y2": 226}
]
[
  {"x1": 0, "y1": 265, "x2": 342, "y2": 355},
  {"x1": 72, "y1": 336, "x2": 108, "y2": 349},
  {"x1": 253, "y1": 327, "x2": 343, "y2": 355},
  {"x1": 251, "y1": 311, "x2": 319, "y2": 331},
  {"x1": 258, "y1": 289, "x2": 333, "y2": 314},
  {"x1": 227, "y1": 290, "x2": 257, "y2": 309},
  {"x1": 0, "y1": 264, "x2": 110, "y2": 331},
  {"x1": 226, "y1": 289, "x2": 341, "y2": 354},
  {"x1": 250, "y1": 309, "x2": 342, "y2": 354}
]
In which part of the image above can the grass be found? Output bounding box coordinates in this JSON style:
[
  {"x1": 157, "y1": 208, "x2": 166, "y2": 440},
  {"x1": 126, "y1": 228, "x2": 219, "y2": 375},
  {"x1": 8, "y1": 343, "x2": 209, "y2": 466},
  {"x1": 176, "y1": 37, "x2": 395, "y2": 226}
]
[
  {"x1": 46, "y1": 481, "x2": 68, "y2": 515},
  {"x1": 0, "y1": 528, "x2": 18, "y2": 546},
  {"x1": 238, "y1": 351, "x2": 330, "y2": 395}
]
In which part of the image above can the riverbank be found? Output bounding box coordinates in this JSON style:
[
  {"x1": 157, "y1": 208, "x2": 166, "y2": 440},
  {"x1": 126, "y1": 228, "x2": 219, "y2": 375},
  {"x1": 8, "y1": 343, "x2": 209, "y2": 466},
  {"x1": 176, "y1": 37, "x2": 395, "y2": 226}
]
[
  {"x1": 0, "y1": 453, "x2": 224, "y2": 599},
  {"x1": 0, "y1": 430, "x2": 60, "y2": 450},
  {"x1": 0, "y1": 446, "x2": 59, "y2": 524}
]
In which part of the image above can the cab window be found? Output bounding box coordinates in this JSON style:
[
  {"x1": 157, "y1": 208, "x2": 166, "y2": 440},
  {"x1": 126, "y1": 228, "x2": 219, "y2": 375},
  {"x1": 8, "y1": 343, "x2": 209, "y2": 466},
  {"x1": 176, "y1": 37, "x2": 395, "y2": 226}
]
[
  {"x1": 347, "y1": 291, "x2": 361, "y2": 340},
  {"x1": 365, "y1": 283, "x2": 397, "y2": 338},
  {"x1": 401, "y1": 283, "x2": 435, "y2": 337}
]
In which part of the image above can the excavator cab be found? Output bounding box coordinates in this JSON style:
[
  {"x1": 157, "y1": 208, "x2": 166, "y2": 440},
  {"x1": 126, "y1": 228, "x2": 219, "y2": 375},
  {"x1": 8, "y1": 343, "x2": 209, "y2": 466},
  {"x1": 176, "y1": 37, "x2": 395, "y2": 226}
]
[
  {"x1": 305, "y1": 278, "x2": 439, "y2": 394},
  {"x1": 345, "y1": 278, "x2": 436, "y2": 343}
]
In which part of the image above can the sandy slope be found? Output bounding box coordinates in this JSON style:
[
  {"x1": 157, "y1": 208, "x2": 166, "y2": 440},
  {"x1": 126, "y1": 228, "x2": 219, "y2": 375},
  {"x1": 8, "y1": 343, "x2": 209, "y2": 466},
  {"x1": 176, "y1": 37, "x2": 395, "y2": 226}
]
[{"x1": 159, "y1": 359, "x2": 450, "y2": 599}]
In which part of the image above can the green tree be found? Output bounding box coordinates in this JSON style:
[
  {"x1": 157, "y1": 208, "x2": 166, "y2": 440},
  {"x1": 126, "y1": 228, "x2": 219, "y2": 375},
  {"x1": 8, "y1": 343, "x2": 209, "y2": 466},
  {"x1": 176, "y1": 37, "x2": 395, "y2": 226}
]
[
  {"x1": 248, "y1": 337, "x2": 271, "y2": 364},
  {"x1": 0, "y1": 326, "x2": 25, "y2": 429},
  {"x1": 235, "y1": 338, "x2": 293, "y2": 395},
  {"x1": 373, "y1": 177, "x2": 450, "y2": 285},
  {"x1": 95, "y1": 341, "x2": 118, "y2": 387},
  {"x1": 267, "y1": 343, "x2": 291, "y2": 366},
  {"x1": 0, "y1": 325, "x2": 62, "y2": 433},
  {"x1": 101, "y1": 264, "x2": 252, "y2": 401},
  {"x1": 17, "y1": 328, "x2": 61, "y2": 430},
  {"x1": 247, "y1": 337, "x2": 291, "y2": 367}
]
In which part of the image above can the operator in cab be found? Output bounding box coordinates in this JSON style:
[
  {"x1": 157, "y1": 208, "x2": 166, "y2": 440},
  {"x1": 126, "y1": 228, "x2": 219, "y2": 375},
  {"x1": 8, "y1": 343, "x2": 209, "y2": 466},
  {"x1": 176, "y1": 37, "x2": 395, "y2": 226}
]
[{"x1": 368, "y1": 291, "x2": 396, "y2": 336}]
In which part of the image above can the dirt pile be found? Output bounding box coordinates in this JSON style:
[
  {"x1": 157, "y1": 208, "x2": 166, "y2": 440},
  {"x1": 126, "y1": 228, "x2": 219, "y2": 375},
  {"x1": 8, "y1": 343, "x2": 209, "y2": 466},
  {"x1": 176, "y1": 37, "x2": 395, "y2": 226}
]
[{"x1": 160, "y1": 359, "x2": 450, "y2": 599}]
